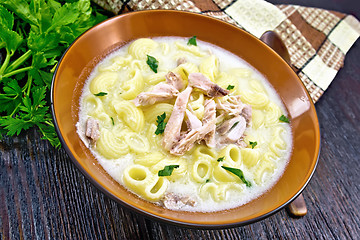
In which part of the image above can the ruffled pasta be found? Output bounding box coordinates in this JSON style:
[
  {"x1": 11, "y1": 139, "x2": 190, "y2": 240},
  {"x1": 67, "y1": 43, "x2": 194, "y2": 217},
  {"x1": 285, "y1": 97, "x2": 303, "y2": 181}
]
[
  {"x1": 121, "y1": 69, "x2": 144, "y2": 100},
  {"x1": 128, "y1": 38, "x2": 159, "y2": 59},
  {"x1": 96, "y1": 127, "x2": 129, "y2": 159},
  {"x1": 143, "y1": 103, "x2": 173, "y2": 124},
  {"x1": 113, "y1": 100, "x2": 145, "y2": 132},
  {"x1": 89, "y1": 71, "x2": 118, "y2": 95},
  {"x1": 199, "y1": 55, "x2": 219, "y2": 82}
]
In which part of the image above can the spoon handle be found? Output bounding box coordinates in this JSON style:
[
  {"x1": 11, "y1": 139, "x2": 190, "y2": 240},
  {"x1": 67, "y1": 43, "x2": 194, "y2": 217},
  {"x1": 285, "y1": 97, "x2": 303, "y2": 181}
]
[{"x1": 259, "y1": 30, "x2": 308, "y2": 217}]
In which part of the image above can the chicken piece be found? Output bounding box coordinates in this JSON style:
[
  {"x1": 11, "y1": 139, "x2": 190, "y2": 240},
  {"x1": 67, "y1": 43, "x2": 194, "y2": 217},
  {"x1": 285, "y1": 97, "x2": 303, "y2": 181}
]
[
  {"x1": 188, "y1": 73, "x2": 229, "y2": 97},
  {"x1": 85, "y1": 118, "x2": 100, "y2": 143},
  {"x1": 185, "y1": 109, "x2": 202, "y2": 131},
  {"x1": 170, "y1": 117, "x2": 217, "y2": 155},
  {"x1": 216, "y1": 95, "x2": 245, "y2": 116},
  {"x1": 217, "y1": 115, "x2": 247, "y2": 145},
  {"x1": 163, "y1": 86, "x2": 193, "y2": 151},
  {"x1": 241, "y1": 104, "x2": 252, "y2": 126},
  {"x1": 133, "y1": 83, "x2": 179, "y2": 106},
  {"x1": 161, "y1": 192, "x2": 196, "y2": 210},
  {"x1": 165, "y1": 71, "x2": 185, "y2": 91},
  {"x1": 202, "y1": 99, "x2": 216, "y2": 148},
  {"x1": 217, "y1": 115, "x2": 243, "y2": 135}
]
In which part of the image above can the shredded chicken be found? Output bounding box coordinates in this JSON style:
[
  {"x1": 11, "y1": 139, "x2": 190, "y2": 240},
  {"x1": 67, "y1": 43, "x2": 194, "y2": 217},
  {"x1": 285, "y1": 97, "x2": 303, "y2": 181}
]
[
  {"x1": 165, "y1": 71, "x2": 185, "y2": 91},
  {"x1": 162, "y1": 86, "x2": 193, "y2": 151},
  {"x1": 202, "y1": 99, "x2": 216, "y2": 148},
  {"x1": 241, "y1": 104, "x2": 252, "y2": 126},
  {"x1": 185, "y1": 109, "x2": 202, "y2": 131},
  {"x1": 217, "y1": 116, "x2": 247, "y2": 144},
  {"x1": 161, "y1": 192, "x2": 196, "y2": 209},
  {"x1": 170, "y1": 117, "x2": 217, "y2": 155},
  {"x1": 216, "y1": 95, "x2": 245, "y2": 116},
  {"x1": 85, "y1": 118, "x2": 100, "y2": 143},
  {"x1": 133, "y1": 83, "x2": 179, "y2": 106},
  {"x1": 188, "y1": 73, "x2": 229, "y2": 97}
]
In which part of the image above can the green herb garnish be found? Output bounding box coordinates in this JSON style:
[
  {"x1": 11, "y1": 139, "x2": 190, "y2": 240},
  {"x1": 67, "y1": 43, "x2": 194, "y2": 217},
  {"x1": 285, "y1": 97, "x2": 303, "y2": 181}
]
[
  {"x1": 229, "y1": 121, "x2": 239, "y2": 131},
  {"x1": 111, "y1": 117, "x2": 114, "y2": 125},
  {"x1": 94, "y1": 92, "x2": 108, "y2": 96},
  {"x1": 221, "y1": 166, "x2": 252, "y2": 187},
  {"x1": 226, "y1": 85, "x2": 235, "y2": 90},
  {"x1": 187, "y1": 36, "x2": 197, "y2": 46},
  {"x1": 217, "y1": 156, "x2": 224, "y2": 162},
  {"x1": 146, "y1": 55, "x2": 158, "y2": 73},
  {"x1": 279, "y1": 114, "x2": 290, "y2": 123},
  {"x1": 158, "y1": 165, "x2": 179, "y2": 177},
  {"x1": 249, "y1": 141, "x2": 257, "y2": 149},
  {"x1": 0, "y1": 1, "x2": 106, "y2": 148},
  {"x1": 205, "y1": 179, "x2": 210, "y2": 183},
  {"x1": 155, "y1": 112, "x2": 166, "y2": 135}
]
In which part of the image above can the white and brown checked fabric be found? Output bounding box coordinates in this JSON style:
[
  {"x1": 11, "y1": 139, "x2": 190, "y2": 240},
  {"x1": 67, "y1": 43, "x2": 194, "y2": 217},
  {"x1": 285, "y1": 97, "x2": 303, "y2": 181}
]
[{"x1": 92, "y1": 0, "x2": 360, "y2": 103}]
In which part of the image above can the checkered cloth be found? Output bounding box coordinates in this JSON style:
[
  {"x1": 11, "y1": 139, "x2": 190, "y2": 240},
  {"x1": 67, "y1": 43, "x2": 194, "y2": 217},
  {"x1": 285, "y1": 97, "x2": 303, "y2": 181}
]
[{"x1": 93, "y1": 0, "x2": 360, "y2": 103}]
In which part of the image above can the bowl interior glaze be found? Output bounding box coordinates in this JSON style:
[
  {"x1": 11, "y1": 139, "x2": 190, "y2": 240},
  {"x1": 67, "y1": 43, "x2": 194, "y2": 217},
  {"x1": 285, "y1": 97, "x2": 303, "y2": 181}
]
[{"x1": 51, "y1": 10, "x2": 320, "y2": 228}]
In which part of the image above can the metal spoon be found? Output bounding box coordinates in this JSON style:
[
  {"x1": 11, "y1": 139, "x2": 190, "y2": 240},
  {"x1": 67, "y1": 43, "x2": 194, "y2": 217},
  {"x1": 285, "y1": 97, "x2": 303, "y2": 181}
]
[{"x1": 260, "y1": 30, "x2": 307, "y2": 217}]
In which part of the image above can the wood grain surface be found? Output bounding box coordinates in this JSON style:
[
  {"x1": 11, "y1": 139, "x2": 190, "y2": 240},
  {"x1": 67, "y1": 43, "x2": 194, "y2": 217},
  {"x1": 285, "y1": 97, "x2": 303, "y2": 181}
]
[{"x1": 1, "y1": 0, "x2": 360, "y2": 239}]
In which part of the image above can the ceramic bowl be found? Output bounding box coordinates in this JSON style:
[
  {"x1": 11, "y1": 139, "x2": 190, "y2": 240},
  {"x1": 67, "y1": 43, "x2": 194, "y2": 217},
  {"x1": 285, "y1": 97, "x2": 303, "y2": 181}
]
[{"x1": 51, "y1": 10, "x2": 320, "y2": 229}]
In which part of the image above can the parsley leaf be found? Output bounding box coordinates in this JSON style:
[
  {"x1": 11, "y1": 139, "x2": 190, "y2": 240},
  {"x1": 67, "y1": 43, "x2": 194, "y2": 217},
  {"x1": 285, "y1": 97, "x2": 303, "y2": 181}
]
[
  {"x1": 146, "y1": 55, "x2": 158, "y2": 73},
  {"x1": 187, "y1": 36, "x2": 197, "y2": 46},
  {"x1": 221, "y1": 166, "x2": 252, "y2": 187},
  {"x1": 155, "y1": 112, "x2": 166, "y2": 135},
  {"x1": 158, "y1": 165, "x2": 179, "y2": 177},
  {"x1": 229, "y1": 121, "x2": 239, "y2": 131},
  {"x1": 217, "y1": 156, "x2": 224, "y2": 162},
  {"x1": 226, "y1": 85, "x2": 235, "y2": 90},
  {"x1": 94, "y1": 92, "x2": 107, "y2": 96},
  {"x1": 279, "y1": 114, "x2": 290, "y2": 123},
  {"x1": 0, "y1": 0, "x2": 106, "y2": 148},
  {"x1": 249, "y1": 141, "x2": 257, "y2": 149}
]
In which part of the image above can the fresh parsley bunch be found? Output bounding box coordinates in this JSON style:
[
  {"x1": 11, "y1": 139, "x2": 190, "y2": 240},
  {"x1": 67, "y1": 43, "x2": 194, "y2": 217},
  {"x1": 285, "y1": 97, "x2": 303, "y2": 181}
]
[{"x1": 0, "y1": 0, "x2": 107, "y2": 148}]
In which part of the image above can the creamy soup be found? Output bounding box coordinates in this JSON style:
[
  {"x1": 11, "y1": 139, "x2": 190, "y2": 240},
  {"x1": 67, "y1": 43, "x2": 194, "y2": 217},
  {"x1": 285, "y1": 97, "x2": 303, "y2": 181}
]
[{"x1": 77, "y1": 37, "x2": 292, "y2": 212}]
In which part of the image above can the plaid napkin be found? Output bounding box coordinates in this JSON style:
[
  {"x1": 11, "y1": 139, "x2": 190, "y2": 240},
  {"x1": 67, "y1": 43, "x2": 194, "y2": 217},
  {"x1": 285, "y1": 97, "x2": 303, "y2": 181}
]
[{"x1": 93, "y1": 0, "x2": 360, "y2": 103}]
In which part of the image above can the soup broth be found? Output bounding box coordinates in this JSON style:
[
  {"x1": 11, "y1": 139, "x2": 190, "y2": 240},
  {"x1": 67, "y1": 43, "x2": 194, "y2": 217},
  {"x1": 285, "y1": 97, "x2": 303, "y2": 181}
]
[{"x1": 77, "y1": 37, "x2": 292, "y2": 212}]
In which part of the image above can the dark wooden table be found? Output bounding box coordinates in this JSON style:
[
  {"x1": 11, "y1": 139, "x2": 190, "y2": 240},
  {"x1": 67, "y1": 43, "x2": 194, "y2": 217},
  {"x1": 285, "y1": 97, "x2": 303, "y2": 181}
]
[{"x1": 1, "y1": 1, "x2": 359, "y2": 239}]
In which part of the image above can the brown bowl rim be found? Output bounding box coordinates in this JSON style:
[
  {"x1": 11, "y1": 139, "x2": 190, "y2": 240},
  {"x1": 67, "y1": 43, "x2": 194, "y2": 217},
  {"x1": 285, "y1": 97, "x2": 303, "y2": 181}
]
[{"x1": 50, "y1": 9, "x2": 320, "y2": 229}]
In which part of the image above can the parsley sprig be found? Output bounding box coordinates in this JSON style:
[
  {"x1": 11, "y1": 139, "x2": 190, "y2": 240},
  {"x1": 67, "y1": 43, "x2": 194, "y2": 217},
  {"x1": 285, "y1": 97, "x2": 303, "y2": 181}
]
[
  {"x1": 146, "y1": 55, "x2": 158, "y2": 73},
  {"x1": 226, "y1": 85, "x2": 235, "y2": 90},
  {"x1": 158, "y1": 165, "x2": 179, "y2": 177},
  {"x1": 279, "y1": 114, "x2": 290, "y2": 123},
  {"x1": 0, "y1": 0, "x2": 106, "y2": 148},
  {"x1": 221, "y1": 166, "x2": 252, "y2": 187},
  {"x1": 187, "y1": 36, "x2": 197, "y2": 46},
  {"x1": 249, "y1": 141, "x2": 257, "y2": 149},
  {"x1": 155, "y1": 112, "x2": 166, "y2": 135}
]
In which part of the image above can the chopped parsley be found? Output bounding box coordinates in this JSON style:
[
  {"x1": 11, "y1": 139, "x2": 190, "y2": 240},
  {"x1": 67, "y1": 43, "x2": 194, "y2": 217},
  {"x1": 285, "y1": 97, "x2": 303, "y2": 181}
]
[
  {"x1": 217, "y1": 156, "x2": 224, "y2": 162},
  {"x1": 249, "y1": 141, "x2": 257, "y2": 149},
  {"x1": 279, "y1": 114, "x2": 290, "y2": 123},
  {"x1": 155, "y1": 112, "x2": 167, "y2": 135},
  {"x1": 229, "y1": 121, "x2": 239, "y2": 131},
  {"x1": 111, "y1": 117, "x2": 115, "y2": 125},
  {"x1": 146, "y1": 55, "x2": 158, "y2": 73},
  {"x1": 206, "y1": 179, "x2": 210, "y2": 183},
  {"x1": 226, "y1": 85, "x2": 235, "y2": 90},
  {"x1": 221, "y1": 166, "x2": 252, "y2": 187},
  {"x1": 94, "y1": 92, "x2": 108, "y2": 97},
  {"x1": 158, "y1": 165, "x2": 179, "y2": 176},
  {"x1": 187, "y1": 36, "x2": 197, "y2": 46}
]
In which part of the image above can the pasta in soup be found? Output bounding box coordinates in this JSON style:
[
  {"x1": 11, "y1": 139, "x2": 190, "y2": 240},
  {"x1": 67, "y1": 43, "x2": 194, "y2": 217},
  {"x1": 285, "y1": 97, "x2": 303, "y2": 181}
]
[{"x1": 77, "y1": 37, "x2": 292, "y2": 212}]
